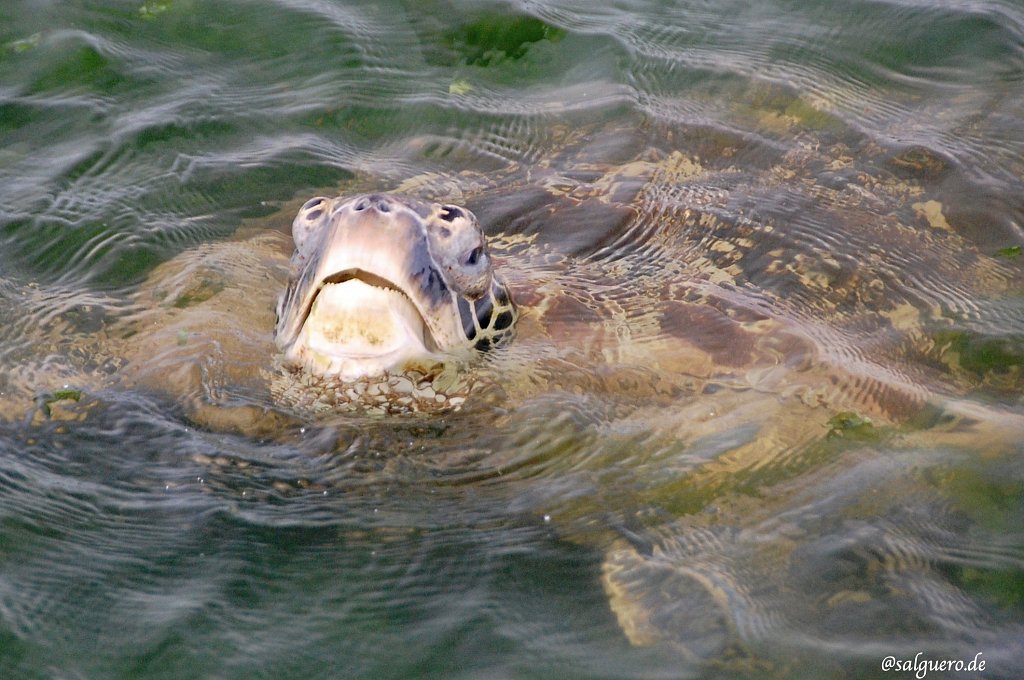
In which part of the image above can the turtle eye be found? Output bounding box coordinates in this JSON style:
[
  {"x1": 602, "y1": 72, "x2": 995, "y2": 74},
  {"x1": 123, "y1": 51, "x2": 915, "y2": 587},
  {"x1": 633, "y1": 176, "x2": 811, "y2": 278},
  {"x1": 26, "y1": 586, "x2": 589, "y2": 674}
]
[
  {"x1": 463, "y1": 246, "x2": 484, "y2": 267},
  {"x1": 293, "y1": 196, "x2": 330, "y2": 259}
]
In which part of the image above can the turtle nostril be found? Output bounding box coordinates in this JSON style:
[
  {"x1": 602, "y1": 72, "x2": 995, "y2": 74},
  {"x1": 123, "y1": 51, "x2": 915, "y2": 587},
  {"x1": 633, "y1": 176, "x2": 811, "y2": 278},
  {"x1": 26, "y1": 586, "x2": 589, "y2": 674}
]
[
  {"x1": 440, "y1": 205, "x2": 463, "y2": 222},
  {"x1": 354, "y1": 198, "x2": 369, "y2": 211},
  {"x1": 376, "y1": 199, "x2": 391, "y2": 213}
]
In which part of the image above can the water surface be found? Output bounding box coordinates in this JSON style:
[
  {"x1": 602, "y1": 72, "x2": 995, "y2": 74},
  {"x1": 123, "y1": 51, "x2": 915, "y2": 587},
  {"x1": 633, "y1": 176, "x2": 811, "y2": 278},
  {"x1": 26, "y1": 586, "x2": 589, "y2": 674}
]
[{"x1": 2, "y1": 1, "x2": 1024, "y2": 678}]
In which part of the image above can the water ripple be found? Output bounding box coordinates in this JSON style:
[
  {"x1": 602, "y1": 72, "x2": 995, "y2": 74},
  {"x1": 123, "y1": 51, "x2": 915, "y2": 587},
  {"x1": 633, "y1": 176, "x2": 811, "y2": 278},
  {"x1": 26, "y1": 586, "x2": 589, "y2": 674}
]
[{"x1": 2, "y1": 0, "x2": 1024, "y2": 676}]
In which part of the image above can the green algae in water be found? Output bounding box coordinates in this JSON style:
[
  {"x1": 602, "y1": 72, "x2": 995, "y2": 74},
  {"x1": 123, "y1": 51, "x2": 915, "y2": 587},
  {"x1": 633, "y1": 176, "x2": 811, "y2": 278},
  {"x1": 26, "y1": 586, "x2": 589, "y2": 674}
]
[
  {"x1": 27, "y1": 43, "x2": 126, "y2": 96},
  {"x1": 5, "y1": 33, "x2": 41, "y2": 54},
  {"x1": 36, "y1": 389, "x2": 83, "y2": 418},
  {"x1": 958, "y1": 566, "x2": 1024, "y2": 612},
  {"x1": 827, "y1": 411, "x2": 878, "y2": 440},
  {"x1": 1, "y1": 218, "x2": 165, "y2": 287},
  {"x1": 173, "y1": 277, "x2": 225, "y2": 308},
  {"x1": 931, "y1": 462, "x2": 1024, "y2": 611},
  {"x1": 445, "y1": 15, "x2": 566, "y2": 67},
  {"x1": 138, "y1": 0, "x2": 173, "y2": 19},
  {"x1": 742, "y1": 82, "x2": 847, "y2": 133},
  {"x1": 448, "y1": 78, "x2": 473, "y2": 95},
  {"x1": 934, "y1": 330, "x2": 1024, "y2": 379}
]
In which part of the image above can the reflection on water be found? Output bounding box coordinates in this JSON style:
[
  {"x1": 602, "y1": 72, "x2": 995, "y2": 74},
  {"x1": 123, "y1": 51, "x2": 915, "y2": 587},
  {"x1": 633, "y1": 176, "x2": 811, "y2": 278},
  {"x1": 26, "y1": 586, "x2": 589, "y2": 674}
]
[{"x1": 2, "y1": 0, "x2": 1024, "y2": 678}]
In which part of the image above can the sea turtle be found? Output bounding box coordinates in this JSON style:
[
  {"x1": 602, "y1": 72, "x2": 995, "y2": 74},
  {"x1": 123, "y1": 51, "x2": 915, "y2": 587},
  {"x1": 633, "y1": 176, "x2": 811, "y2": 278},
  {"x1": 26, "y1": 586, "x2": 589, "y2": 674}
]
[
  {"x1": 3, "y1": 98, "x2": 1023, "y2": 666},
  {"x1": 0, "y1": 192, "x2": 520, "y2": 430}
]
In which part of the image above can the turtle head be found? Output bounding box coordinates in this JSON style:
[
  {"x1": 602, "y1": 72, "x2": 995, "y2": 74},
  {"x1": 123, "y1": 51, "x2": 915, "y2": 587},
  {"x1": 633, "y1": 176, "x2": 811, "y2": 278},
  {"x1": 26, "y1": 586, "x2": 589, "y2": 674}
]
[{"x1": 275, "y1": 193, "x2": 517, "y2": 380}]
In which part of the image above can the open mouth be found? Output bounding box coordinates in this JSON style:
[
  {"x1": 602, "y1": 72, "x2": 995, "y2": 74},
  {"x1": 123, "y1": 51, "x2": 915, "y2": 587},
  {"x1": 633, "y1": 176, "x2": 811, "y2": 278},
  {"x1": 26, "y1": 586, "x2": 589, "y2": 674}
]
[{"x1": 291, "y1": 269, "x2": 437, "y2": 378}]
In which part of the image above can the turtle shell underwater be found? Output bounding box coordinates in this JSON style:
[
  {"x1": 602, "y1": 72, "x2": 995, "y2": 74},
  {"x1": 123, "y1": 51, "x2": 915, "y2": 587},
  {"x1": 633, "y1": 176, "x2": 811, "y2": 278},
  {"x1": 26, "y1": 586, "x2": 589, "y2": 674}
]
[{"x1": 4, "y1": 127, "x2": 1024, "y2": 665}]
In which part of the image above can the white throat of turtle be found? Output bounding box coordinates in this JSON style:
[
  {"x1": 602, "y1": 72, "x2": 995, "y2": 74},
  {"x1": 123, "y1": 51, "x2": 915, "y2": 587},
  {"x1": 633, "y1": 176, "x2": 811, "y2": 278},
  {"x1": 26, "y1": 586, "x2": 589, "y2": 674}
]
[{"x1": 287, "y1": 273, "x2": 437, "y2": 380}]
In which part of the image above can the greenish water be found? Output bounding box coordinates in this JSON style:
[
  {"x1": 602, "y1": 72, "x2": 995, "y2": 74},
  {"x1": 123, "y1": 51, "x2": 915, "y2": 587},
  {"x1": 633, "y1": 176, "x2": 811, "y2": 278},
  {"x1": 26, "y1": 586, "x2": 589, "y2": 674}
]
[{"x1": 2, "y1": 1, "x2": 1024, "y2": 679}]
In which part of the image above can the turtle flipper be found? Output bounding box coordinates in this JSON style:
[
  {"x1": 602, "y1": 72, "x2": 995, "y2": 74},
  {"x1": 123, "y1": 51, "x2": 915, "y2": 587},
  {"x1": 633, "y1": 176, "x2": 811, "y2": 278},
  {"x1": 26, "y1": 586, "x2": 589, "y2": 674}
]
[
  {"x1": 603, "y1": 542, "x2": 732, "y2": 662},
  {"x1": 600, "y1": 524, "x2": 788, "y2": 664}
]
